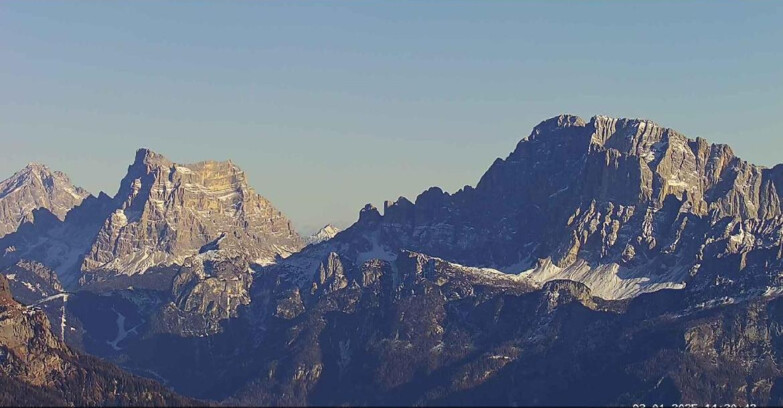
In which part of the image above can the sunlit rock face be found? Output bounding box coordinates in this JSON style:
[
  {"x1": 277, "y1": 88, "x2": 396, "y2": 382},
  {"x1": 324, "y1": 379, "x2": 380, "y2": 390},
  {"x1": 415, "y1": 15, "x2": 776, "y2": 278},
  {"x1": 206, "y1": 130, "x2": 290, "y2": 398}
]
[
  {"x1": 81, "y1": 148, "x2": 304, "y2": 281},
  {"x1": 0, "y1": 274, "x2": 71, "y2": 387},
  {"x1": 164, "y1": 254, "x2": 253, "y2": 336},
  {"x1": 0, "y1": 163, "x2": 89, "y2": 238}
]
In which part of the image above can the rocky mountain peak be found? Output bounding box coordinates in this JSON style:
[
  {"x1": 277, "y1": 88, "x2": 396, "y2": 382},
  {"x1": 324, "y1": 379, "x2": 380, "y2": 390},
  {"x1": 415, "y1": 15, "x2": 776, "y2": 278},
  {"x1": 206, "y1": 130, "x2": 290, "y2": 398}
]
[
  {"x1": 0, "y1": 163, "x2": 89, "y2": 238},
  {"x1": 1, "y1": 163, "x2": 86, "y2": 200},
  {"x1": 21, "y1": 162, "x2": 50, "y2": 175},
  {"x1": 81, "y1": 149, "x2": 304, "y2": 279},
  {"x1": 497, "y1": 114, "x2": 767, "y2": 217},
  {"x1": 305, "y1": 224, "x2": 342, "y2": 245}
]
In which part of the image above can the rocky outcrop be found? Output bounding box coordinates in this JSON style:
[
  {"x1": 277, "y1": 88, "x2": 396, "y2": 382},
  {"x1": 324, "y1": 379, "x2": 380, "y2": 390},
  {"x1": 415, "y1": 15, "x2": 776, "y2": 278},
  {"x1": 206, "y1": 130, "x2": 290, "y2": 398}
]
[
  {"x1": 164, "y1": 253, "x2": 253, "y2": 336},
  {"x1": 0, "y1": 275, "x2": 70, "y2": 387},
  {"x1": 0, "y1": 164, "x2": 88, "y2": 238},
  {"x1": 312, "y1": 252, "x2": 349, "y2": 295}
]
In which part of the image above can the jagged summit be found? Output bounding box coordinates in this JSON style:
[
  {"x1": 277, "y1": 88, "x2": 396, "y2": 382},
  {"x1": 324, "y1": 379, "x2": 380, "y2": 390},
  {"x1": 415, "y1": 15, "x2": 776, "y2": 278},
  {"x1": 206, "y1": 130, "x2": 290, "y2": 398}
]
[
  {"x1": 1, "y1": 163, "x2": 87, "y2": 198},
  {"x1": 132, "y1": 147, "x2": 173, "y2": 167},
  {"x1": 528, "y1": 114, "x2": 671, "y2": 144},
  {"x1": 81, "y1": 149, "x2": 304, "y2": 279},
  {"x1": 23, "y1": 162, "x2": 50, "y2": 171},
  {"x1": 305, "y1": 224, "x2": 341, "y2": 245},
  {"x1": 16, "y1": 162, "x2": 64, "y2": 174},
  {"x1": 0, "y1": 163, "x2": 89, "y2": 238},
  {"x1": 494, "y1": 114, "x2": 766, "y2": 218}
]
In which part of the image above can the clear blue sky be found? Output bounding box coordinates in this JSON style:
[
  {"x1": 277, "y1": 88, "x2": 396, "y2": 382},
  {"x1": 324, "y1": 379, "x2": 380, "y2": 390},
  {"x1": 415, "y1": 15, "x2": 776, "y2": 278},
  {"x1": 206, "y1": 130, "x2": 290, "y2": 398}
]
[{"x1": 1, "y1": 1, "x2": 781, "y2": 233}]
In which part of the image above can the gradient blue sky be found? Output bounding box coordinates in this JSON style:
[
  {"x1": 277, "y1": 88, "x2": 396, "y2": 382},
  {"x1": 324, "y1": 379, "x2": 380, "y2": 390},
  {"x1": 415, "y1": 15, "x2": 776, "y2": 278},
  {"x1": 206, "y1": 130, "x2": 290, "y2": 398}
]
[{"x1": 1, "y1": 1, "x2": 781, "y2": 233}]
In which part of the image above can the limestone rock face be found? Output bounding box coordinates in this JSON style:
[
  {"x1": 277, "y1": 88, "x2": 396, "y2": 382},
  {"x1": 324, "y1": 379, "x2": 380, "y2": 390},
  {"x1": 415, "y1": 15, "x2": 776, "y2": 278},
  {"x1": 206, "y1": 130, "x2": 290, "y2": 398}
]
[
  {"x1": 79, "y1": 148, "x2": 304, "y2": 280},
  {"x1": 0, "y1": 164, "x2": 89, "y2": 238},
  {"x1": 165, "y1": 254, "x2": 253, "y2": 336},
  {"x1": 313, "y1": 252, "x2": 349, "y2": 295}
]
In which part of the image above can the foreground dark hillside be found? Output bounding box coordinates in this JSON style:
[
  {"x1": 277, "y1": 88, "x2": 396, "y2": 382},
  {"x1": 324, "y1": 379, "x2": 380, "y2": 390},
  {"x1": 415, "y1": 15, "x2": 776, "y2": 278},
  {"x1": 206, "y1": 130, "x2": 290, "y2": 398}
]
[{"x1": 0, "y1": 274, "x2": 198, "y2": 406}]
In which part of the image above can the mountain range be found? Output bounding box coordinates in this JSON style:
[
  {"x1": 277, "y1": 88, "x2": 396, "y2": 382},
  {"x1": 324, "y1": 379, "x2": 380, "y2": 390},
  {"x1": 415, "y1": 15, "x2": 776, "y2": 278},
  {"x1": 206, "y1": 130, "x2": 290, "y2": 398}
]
[{"x1": 2, "y1": 114, "x2": 783, "y2": 406}]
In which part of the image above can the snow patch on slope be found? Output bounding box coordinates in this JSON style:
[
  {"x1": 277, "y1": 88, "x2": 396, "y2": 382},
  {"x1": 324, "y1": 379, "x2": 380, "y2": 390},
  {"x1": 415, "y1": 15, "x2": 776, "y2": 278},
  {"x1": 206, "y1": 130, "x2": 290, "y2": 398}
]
[
  {"x1": 519, "y1": 258, "x2": 687, "y2": 300},
  {"x1": 106, "y1": 307, "x2": 142, "y2": 351}
]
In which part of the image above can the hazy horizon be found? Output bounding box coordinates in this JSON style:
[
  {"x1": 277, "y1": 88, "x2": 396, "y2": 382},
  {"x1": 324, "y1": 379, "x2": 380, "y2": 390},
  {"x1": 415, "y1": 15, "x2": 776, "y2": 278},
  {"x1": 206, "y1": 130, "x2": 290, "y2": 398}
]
[{"x1": 2, "y1": 1, "x2": 782, "y2": 234}]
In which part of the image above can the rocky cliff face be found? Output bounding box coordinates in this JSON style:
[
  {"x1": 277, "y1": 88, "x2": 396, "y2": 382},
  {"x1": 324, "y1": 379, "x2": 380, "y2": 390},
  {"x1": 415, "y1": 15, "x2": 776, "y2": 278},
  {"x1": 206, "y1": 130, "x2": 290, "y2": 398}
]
[
  {"x1": 0, "y1": 163, "x2": 89, "y2": 238},
  {"x1": 163, "y1": 253, "x2": 253, "y2": 336},
  {"x1": 81, "y1": 149, "x2": 303, "y2": 281}
]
